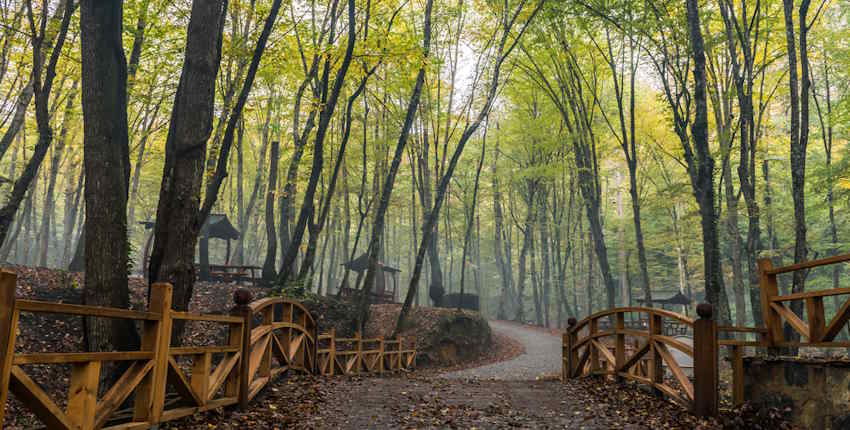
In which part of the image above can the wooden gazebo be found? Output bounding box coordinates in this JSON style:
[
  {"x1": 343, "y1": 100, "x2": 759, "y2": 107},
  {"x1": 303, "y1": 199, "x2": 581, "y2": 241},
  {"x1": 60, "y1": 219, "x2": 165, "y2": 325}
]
[
  {"x1": 140, "y1": 214, "x2": 252, "y2": 282},
  {"x1": 339, "y1": 253, "x2": 401, "y2": 303}
]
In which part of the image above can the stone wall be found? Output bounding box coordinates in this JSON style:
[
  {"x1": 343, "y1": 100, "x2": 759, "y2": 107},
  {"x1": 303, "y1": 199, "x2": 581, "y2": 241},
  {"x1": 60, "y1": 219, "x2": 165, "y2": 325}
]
[{"x1": 743, "y1": 357, "x2": 850, "y2": 429}]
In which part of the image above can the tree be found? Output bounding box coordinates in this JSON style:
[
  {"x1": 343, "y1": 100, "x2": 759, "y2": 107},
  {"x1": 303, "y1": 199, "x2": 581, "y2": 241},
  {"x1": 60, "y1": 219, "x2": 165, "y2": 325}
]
[{"x1": 79, "y1": 0, "x2": 137, "y2": 353}]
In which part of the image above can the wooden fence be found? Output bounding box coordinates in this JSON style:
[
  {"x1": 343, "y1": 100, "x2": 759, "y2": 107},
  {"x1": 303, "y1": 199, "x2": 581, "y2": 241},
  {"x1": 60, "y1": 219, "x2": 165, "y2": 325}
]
[
  {"x1": 563, "y1": 305, "x2": 717, "y2": 417},
  {"x1": 316, "y1": 329, "x2": 416, "y2": 376},
  {"x1": 0, "y1": 270, "x2": 416, "y2": 429},
  {"x1": 563, "y1": 252, "x2": 850, "y2": 417}
]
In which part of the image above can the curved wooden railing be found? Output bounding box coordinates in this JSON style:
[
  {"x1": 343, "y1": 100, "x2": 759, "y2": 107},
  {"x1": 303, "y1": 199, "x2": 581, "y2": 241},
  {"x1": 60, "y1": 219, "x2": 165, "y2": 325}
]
[
  {"x1": 563, "y1": 305, "x2": 718, "y2": 417},
  {"x1": 0, "y1": 271, "x2": 416, "y2": 429}
]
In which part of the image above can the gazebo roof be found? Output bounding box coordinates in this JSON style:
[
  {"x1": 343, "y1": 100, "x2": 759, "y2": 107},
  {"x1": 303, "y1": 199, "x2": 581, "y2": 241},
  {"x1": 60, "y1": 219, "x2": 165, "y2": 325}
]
[
  {"x1": 637, "y1": 292, "x2": 692, "y2": 305},
  {"x1": 342, "y1": 253, "x2": 401, "y2": 273},
  {"x1": 140, "y1": 213, "x2": 240, "y2": 240}
]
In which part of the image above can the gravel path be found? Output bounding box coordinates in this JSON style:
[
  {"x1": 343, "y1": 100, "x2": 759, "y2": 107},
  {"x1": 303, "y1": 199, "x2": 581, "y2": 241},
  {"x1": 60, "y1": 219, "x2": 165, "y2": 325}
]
[{"x1": 441, "y1": 320, "x2": 561, "y2": 380}]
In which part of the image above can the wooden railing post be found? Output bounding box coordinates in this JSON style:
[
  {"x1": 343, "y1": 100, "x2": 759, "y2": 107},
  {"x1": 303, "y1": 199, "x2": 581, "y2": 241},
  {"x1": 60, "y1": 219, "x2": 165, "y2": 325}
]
[
  {"x1": 0, "y1": 270, "x2": 18, "y2": 427},
  {"x1": 615, "y1": 311, "x2": 625, "y2": 377},
  {"x1": 260, "y1": 307, "x2": 273, "y2": 378},
  {"x1": 355, "y1": 331, "x2": 363, "y2": 374},
  {"x1": 378, "y1": 336, "x2": 385, "y2": 373},
  {"x1": 564, "y1": 318, "x2": 576, "y2": 381},
  {"x1": 731, "y1": 344, "x2": 744, "y2": 406},
  {"x1": 649, "y1": 312, "x2": 663, "y2": 394},
  {"x1": 398, "y1": 336, "x2": 403, "y2": 370},
  {"x1": 233, "y1": 289, "x2": 253, "y2": 409},
  {"x1": 693, "y1": 303, "x2": 718, "y2": 417},
  {"x1": 589, "y1": 319, "x2": 599, "y2": 373},
  {"x1": 133, "y1": 282, "x2": 172, "y2": 425},
  {"x1": 328, "y1": 327, "x2": 336, "y2": 376},
  {"x1": 758, "y1": 258, "x2": 783, "y2": 348}
]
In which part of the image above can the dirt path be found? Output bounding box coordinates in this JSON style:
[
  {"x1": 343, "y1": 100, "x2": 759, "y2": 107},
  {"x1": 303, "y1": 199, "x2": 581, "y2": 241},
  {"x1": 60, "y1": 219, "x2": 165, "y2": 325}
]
[
  {"x1": 441, "y1": 320, "x2": 562, "y2": 380},
  {"x1": 165, "y1": 320, "x2": 723, "y2": 429}
]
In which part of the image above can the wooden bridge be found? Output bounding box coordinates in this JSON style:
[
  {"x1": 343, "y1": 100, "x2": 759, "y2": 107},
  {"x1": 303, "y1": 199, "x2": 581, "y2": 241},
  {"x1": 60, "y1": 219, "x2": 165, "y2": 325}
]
[
  {"x1": 563, "y1": 253, "x2": 850, "y2": 417},
  {"x1": 0, "y1": 271, "x2": 416, "y2": 430}
]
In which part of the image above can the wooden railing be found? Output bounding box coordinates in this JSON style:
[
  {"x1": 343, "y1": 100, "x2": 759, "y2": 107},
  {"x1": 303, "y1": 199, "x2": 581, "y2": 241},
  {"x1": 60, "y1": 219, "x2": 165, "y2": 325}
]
[
  {"x1": 316, "y1": 329, "x2": 416, "y2": 376},
  {"x1": 0, "y1": 270, "x2": 417, "y2": 429},
  {"x1": 563, "y1": 252, "x2": 850, "y2": 417},
  {"x1": 563, "y1": 305, "x2": 718, "y2": 417}
]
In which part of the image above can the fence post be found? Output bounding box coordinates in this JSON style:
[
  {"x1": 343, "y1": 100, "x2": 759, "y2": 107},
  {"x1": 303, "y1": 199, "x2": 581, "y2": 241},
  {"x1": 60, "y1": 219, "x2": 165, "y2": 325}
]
[
  {"x1": 731, "y1": 344, "x2": 744, "y2": 406},
  {"x1": 0, "y1": 270, "x2": 18, "y2": 427},
  {"x1": 615, "y1": 311, "x2": 625, "y2": 377},
  {"x1": 133, "y1": 282, "x2": 173, "y2": 425},
  {"x1": 355, "y1": 331, "x2": 363, "y2": 374},
  {"x1": 378, "y1": 336, "x2": 385, "y2": 373},
  {"x1": 233, "y1": 289, "x2": 253, "y2": 409},
  {"x1": 329, "y1": 327, "x2": 336, "y2": 376},
  {"x1": 564, "y1": 318, "x2": 576, "y2": 381},
  {"x1": 693, "y1": 303, "x2": 718, "y2": 417},
  {"x1": 758, "y1": 258, "x2": 782, "y2": 349},
  {"x1": 398, "y1": 336, "x2": 403, "y2": 370},
  {"x1": 589, "y1": 319, "x2": 599, "y2": 373},
  {"x1": 649, "y1": 312, "x2": 663, "y2": 395}
]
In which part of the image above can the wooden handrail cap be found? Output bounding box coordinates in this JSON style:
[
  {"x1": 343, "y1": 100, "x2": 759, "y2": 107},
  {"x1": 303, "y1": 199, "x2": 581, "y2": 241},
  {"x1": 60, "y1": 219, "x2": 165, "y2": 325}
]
[
  {"x1": 696, "y1": 303, "x2": 713, "y2": 319},
  {"x1": 234, "y1": 289, "x2": 253, "y2": 306}
]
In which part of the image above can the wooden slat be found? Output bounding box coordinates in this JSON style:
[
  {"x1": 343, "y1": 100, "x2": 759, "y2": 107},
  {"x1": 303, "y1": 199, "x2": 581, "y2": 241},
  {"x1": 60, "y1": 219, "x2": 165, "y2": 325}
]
[
  {"x1": 171, "y1": 311, "x2": 242, "y2": 324},
  {"x1": 247, "y1": 376, "x2": 269, "y2": 401},
  {"x1": 94, "y1": 360, "x2": 154, "y2": 429},
  {"x1": 717, "y1": 326, "x2": 767, "y2": 334},
  {"x1": 823, "y1": 297, "x2": 850, "y2": 342},
  {"x1": 207, "y1": 352, "x2": 240, "y2": 402},
  {"x1": 772, "y1": 287, "x2": 850, "y2": 302},
  {"x1": 718, "y1": 340, "x2": 763, "y2": 347},
  {"x1": 572, "y1": 347, "x2": 590, "y2": 378},
  {"x1": 770, "y1": 302, "x2": 810, "y2": 339},
  {"x1": 67, "y1": 361, "x2": 100, "y2": 430},
  {"x1": 806, "y1": 297, "x2": 826, "y2": 342},
  {"x1": 654, "y1": 335, "x2": 694, "y2": 357},
  {"x1": 617, "y1": 341, "x2": 650, "y2": 373},
  {"x1": 591, "y1": 339, "x2": 615, "y2": 367},
  {"x1": 101, "y1": 422, "x2": 151, "y2": 430},
  {"x1": 765, "y1": 252, "x2": 850, "y2": 275},
  {"x1": 654, "y1": 341, "x2": 694, "y2": 401},
  {"x1": 731, "y1": 345, "x2": 744, "y2": 406},
  {"x1": 9, "y1": 365, "x2": 74, "y2": 430},
  {"x1": 15, "y1": 299, "x2": 160, "y2": 320},
  {"x1": 169, "y1": 345, "x2": 240, "y2": 355},
  {"x1": 248, "y1": 333, "x2": 271, "y2": 382},
  {"x1": 191, "y1": 353, "x2": 212, "y2": 404},
  {"x1": 159, "y1": 397, "x2": 237, "y2": 422},
  {"x1": 167, "y1": 357, "x2": 204, "y2": 406},
  {"x1": 14, "y1": 351, "x2": 154, "y2": 365}
]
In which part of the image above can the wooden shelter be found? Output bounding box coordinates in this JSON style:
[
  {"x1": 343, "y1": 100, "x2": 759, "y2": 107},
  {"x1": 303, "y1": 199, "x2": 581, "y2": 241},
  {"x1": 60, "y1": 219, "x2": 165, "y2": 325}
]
[
  {"x1": 140, "y1": 214, "x2": 253, "y2": 283},
  {"x1": 339, "y1": 253, "x2": 401, "y2": 303}
]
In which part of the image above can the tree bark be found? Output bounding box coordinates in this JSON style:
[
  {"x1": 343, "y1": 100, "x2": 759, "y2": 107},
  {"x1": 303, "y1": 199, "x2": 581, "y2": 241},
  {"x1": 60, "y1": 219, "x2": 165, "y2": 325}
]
[
  {"x1": 262, "y1": 141, "x2": 280, "y2": 283},
  {"x1": 79, "y1": 0, "x2": 136, "y2": 353},
  {"x1": 686, "y1": 0, "x2": 730, "y2": 324}
]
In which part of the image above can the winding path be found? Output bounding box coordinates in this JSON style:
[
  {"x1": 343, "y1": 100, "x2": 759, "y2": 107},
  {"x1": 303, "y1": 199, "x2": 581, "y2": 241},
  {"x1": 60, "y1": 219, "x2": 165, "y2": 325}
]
[{"x1": 441, "y1": 320, "x2": 562, "y2": 380}]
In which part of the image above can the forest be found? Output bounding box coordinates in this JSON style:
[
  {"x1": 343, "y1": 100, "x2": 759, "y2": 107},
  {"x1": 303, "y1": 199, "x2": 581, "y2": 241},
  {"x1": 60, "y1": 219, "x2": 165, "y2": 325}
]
[{"x1": 0, "y1": 0, "x2": 848, "y2": 351}]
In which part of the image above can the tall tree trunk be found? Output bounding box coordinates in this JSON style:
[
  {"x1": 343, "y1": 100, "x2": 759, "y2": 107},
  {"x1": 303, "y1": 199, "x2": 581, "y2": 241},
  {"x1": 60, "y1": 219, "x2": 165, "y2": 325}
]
[
  {"x1": 262, "y1": 141, "x2": 280, "y2": 282},
  {"x1": 148, "y1": 0, "x2": 229, "y2": 340},
  {"x1": 783, "y1": 0, "x2": 812, "y2": 321},
  {"x1": 80, "y1": 0, "x2": 136, "y2": 353},
  {"x1": 686, "y1": 0, "x2": 730, "y2": 324}
]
